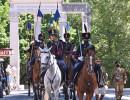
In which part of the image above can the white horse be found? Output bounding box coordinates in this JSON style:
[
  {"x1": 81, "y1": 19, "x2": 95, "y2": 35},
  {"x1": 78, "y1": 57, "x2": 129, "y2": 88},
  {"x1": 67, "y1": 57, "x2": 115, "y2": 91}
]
[{"x1": 40, "y1": 47, "x2": 62, "y2": 100}]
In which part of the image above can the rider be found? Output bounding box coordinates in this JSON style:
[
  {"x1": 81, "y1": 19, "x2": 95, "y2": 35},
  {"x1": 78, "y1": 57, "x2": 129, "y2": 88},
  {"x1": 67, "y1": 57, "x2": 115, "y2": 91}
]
[
  {"x1": 24, "y1": 33, "x2": 45, "y2": 77},
  {"x1": 38, "y1": 32, "x2": 45, "y2": 48},
  {"x1": 63, "y1": 29, "x2": 76, "y2": 65},
  {"x1": 94, "y1": 58, "x2": 108, "y2": 100},
  {"x1": 72, "y1": 30, "x2": 95, "y2": 85},
  {"x1": 46, "y1": 28, "x2": 69, "y2": 85},
  {"x1": 24, "y1": 40, "x2": 37, "y2": 77}
]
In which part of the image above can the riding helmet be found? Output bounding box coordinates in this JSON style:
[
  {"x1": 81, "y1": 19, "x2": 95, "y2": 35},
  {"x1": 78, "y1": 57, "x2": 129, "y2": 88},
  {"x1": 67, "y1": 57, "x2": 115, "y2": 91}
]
[
  {"x1": 38, "y1": 32, "x2": 45, "y2": 40},
  {"x1": 48, "y1": 28, "x2": 57, "y2": 37}
]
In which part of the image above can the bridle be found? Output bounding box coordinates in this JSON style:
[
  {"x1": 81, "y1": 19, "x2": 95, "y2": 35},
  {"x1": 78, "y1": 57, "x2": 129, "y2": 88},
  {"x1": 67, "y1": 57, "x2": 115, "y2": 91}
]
[
  {"x1": 85, "y1": 54, "x2": 95, "y2": 74},
  {"x1": 41, "y1": 51, "x2": 55, "y2": 70},
  {"x1": 41, "y1": 51, "x2": 58, "y2": 92},
  {"x1": 35, "y1": 50, "x2": 41, "y2": 63}
]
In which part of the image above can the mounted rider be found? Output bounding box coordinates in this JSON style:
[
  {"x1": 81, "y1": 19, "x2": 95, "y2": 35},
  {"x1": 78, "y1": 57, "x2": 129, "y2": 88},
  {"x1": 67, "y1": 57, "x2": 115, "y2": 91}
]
[
  {"x1": 72, "y1": 24, "x2": 95, "y2": 85},
  {"x1": 38, "y1": 32, "x2": 45, "y2": 48},
  {"x1": 24, "y1": 33, "x2": 45, "y2": 77},
  {"x1": 46, "y1": 28, "x2": 69, "y2": 85},
  {"x1": 63, "y1": 28, "x2": 76, "y2": 65}
]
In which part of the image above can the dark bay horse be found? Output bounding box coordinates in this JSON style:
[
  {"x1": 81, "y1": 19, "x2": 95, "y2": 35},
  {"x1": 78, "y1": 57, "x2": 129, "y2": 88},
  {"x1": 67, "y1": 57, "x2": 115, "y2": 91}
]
[
  {"x1": 74, "y1": 49, "x2": 98, "y2": 100},
  {"x1": 33, "y1": 48, "x2": 43, "y2": 100},
  {"x1": 63, "y1": 43, "x2": 74, "y2": 83}
]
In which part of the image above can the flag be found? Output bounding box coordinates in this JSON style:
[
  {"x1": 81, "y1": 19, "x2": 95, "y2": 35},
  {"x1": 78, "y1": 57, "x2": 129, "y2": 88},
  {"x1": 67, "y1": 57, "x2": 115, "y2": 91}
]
[
  {"x1": 66, "y1": 22, "x2": 70, "y2": 31},
  {"x1": 49, "y1": 17, "x2": 53, "y2": 24},
  {"x1": 49, "y1": 17, "x2": 53, "y2": 28},
  {"x1": 26, "y1": 21, "x2": 31, "y2": 32},
  {"x1": 38, "y1": 9, "x2": 44, "y2": 19},
  {"x1": 54, "y1": 9, "x2": 60, "y2": 21}
]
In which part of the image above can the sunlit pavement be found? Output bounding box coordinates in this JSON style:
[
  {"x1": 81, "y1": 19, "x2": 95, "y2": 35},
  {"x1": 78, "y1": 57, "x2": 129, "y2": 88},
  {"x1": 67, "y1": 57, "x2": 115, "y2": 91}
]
[{"x1": 1, "y1": 88, "x2": 130, "y2": 100}]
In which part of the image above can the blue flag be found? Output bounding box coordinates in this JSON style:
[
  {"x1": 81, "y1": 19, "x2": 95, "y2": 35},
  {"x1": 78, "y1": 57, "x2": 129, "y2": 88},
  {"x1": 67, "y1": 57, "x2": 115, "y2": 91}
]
[
  {"x1": 54, "y1": 9, "x2": 60, "y2": 21},
  {"x1": 66, "y1": 22, "x2": 70, "y2": 31},
  {"x1": 26, "y1": 21, "x2": 31, "y2": 32},
  {"x1": 49, "y1": 17, "x2": 53, "y2": 24},
  {"x1": 38, "y1": 9, "x2": 44, "y2": 19}
]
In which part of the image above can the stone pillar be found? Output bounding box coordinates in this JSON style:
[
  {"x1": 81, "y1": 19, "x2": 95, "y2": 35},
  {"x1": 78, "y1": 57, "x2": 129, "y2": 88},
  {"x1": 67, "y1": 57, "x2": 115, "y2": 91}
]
[
  {"x1": 81, "y1": 12, "x2": 87, "y2": 33},
  {"x1": 81, "y1": 12, "x2": 91, "y2": 33},
  {"x1": 34, "y1": 14, "x2": 41, "y2": 41},
  {"x1": 86, "y1": 15, "x2": 91, "y2": 33},
  {"x1": 9, "y1": 13, "x2": 20, "y2": 86},
  {"x1": 59, "y1": 12, "x2": 67, "y2": 41}
]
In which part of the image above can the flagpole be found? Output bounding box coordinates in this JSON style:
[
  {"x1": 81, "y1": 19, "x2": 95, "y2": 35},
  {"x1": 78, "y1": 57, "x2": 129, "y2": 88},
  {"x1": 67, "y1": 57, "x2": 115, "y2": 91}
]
[
  {"x1": 26, "y1": 15, "x2": 29, "y2": 74},
  {"x1": 29, "y1": 2, "x2": 41, "y2": 72},
  {"x1": 31, "y1": 26, "x2": 33, "y2": 41},
  {"x1": 56, "y1": 20, "x2": 58, "y2": 32}
]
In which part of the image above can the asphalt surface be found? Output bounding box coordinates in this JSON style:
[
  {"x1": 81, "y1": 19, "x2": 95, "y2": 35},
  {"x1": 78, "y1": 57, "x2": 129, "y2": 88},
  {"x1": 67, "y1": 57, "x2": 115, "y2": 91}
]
[{"x1": 1, "y1": 88, "x2": 130, "y2": 100}]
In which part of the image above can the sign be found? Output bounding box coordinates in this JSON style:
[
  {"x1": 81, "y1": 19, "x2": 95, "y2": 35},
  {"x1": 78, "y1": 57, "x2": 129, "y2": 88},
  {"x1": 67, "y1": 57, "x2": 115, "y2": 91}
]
[{"x1": 0, "y1": 49, "x2": 13, "y2": 58}]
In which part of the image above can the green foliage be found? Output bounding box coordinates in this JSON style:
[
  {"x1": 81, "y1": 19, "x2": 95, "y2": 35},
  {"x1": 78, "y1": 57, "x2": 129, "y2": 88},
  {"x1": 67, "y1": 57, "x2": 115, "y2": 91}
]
[
  {"x1": 0, "y1": 1, "x2": 9, "y2": 48},
  {"x1": 0, "y1": 0, "x2": 129, "y2": 87}
]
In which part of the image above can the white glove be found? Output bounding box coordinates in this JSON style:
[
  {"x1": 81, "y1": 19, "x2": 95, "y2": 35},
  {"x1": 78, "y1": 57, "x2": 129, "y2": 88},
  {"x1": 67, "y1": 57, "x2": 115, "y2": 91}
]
[
  {"x1": 30, "y1": 40, "x2": 35, "y2": 45},
  {"x1": 78, "y1": 56, "x2": 84, "y2": 61},
  {"x1": 24, "y1": 47, "x2": 28, "y2": 51}
]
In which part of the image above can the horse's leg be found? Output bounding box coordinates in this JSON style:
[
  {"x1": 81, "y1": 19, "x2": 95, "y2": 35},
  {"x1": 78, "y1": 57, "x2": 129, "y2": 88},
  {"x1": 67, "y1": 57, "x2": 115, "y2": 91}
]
[
  {"x1": 47, "y1": 90, "x2": 52, "y2": 100},
  {"x1": 28, "y1": 79, "x2": 30, "y2": 96},
  {"x1": 33, "y1": 84, "x2": 37, "y2": 100},
  {"x1": 73, "y1": 86, "x2": 76, "y2": 100},
  {"x1": 85, "y1": 91, "x2": 94, "y2": 100},
  {"x1": 37, "y1": 85, "x2": 40, "y2": 100},
  {"x1": 54, "y1": 88, "x2": 59, "y2": 100},
  {"x1": 63, "y1": 84, "x2": 69, "y2": 100},
  {"x1": 70, "y1": 87, "x2": 73, "y2": 100},
  {"x1": 77, "y1": 90, "x2": 84, "y2": 100}
]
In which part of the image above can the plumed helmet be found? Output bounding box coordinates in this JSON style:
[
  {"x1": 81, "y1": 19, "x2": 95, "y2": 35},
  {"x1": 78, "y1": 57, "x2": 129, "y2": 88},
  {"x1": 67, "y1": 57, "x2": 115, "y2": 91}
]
[
  {"x1": 82, "y1": 24, "x2": 91, "y2": 39},
  {"x1": 82, "y1": 32, "x2": 91, "y2": 39},
  {"x1": 64, "y1": 28, "x2": 70, "y2": 39},
  {"x1": 64, "y1": 33, "x2": 70, "y2": 38},
  {"x1": 48, "y1": 28, "x2": 57, "y2": 36},
  {"x1": 38, "y1": 33, "x2": 45, "y2": 40}
]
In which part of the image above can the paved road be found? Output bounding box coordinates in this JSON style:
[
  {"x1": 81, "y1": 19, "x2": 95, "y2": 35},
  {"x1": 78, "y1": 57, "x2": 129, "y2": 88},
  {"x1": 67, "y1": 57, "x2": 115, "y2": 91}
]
[{"x1": 1, "y1": 88, "x2": 130, "y2": 100}]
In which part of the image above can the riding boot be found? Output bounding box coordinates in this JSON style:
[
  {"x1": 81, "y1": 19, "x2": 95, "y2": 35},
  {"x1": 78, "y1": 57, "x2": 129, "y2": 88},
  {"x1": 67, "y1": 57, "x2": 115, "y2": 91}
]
[
  {"x1": 100, "y1": 94, "x2": 104, "y2": 100},
  {"x1": 96, "y1": 94, "x2": 99, "y2": 100}
]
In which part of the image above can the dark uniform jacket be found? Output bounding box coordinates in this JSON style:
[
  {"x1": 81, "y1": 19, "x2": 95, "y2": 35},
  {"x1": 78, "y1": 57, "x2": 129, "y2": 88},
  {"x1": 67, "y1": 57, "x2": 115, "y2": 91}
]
[
  {"x1": 76, "y1": 43, "x2": 95, "y2": 59},
  {"x1": 47, "y1": 40, "x2": 63, "y2": 60},
  {"x1": 63, "y1": 42, "x2": 73, "y2": 55}
]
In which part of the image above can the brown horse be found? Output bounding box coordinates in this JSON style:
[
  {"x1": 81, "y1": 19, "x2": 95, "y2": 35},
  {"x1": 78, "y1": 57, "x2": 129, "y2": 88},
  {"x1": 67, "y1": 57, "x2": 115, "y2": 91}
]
[
  {"x1": 63, "y1": 52, "x2": 74, "y2": 83},
  {"x1": 63, "y1": 43, "x2": 75, "y2": 99},
  {"x1": 75, "y1": 49, "x2": 98, "y2": 100},
  {"x1": 33, "y1": 48, "x2": 43, "y2": 100}
]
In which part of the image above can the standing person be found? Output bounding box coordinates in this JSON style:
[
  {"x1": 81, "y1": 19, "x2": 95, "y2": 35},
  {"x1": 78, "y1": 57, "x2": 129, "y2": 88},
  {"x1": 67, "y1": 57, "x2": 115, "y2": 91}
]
[
  {"x1": 94, "y1": 58, "x2": 108, "y2": 100},
  {"x1": 109, "y1": 61, "x2": 127, "y2": 100}
]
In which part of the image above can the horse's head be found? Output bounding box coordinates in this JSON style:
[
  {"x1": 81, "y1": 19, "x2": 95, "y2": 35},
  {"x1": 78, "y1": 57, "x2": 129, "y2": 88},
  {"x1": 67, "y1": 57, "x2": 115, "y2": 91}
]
[
  {"x1": 39, "y1": 47, "x2": 52, "y2": 71},
  {"x1": 84, "y1": 48, "x2": 97, "y2": 75},
  {"x1": 34, "y1": 48, "x2": 41, "y2": 64}
]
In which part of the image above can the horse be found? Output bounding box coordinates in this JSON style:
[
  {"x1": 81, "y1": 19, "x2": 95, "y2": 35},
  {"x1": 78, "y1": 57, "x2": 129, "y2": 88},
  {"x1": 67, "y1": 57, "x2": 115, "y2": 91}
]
[
  {"x1": 73, "y1": 48, "x2": 98, "y2": 100},
  {"x1": 40, "y1": 46, "x2": 68, "y2": 100},
  {"x1": 33, "y1": 48, "x2": 43, "y2": 100},
  {"x1": 63, "y1": 43, "x2": 75, "y2": 99}
]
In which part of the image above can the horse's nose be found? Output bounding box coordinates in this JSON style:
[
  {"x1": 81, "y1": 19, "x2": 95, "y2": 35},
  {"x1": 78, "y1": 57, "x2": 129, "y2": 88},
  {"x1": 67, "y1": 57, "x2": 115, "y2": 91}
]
[
  {"x1": 37, "y1": 60, "x2": 41, "y2": 64},
  {"x1": 40, "y1": 65, "x2": 46, "y2": 72}
]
